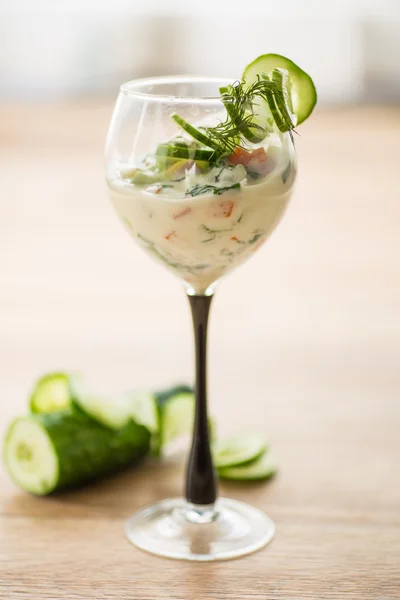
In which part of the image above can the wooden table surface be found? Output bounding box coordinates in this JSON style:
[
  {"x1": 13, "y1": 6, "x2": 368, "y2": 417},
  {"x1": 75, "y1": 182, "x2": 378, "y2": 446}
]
[{"x1": 1, "y1": 104, "x2": 399, "y2": 599}]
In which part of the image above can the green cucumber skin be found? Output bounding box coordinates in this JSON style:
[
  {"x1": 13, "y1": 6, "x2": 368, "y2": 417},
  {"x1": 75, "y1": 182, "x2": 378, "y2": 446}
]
[{"x1": 36, "y1": 411, "x2": 150, "y2": 492}]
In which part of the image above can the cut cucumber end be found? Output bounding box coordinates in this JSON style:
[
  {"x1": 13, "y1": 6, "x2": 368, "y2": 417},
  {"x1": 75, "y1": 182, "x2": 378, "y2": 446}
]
[
  {"x1": 3, "y1": 416, "x2": 59, "y2": 495},
  {"x1": 218, "y1": 451, "x2": 277, "y2": 481},
  {"x1": 213, "y1": 433, "x2": 267, "y2": 469},
  {"x1": 29, "y1": 372, "x2": 78, "y2": 414},
  {"x1": 243, "y1": 53, "x2": 317, "y2": 125}
]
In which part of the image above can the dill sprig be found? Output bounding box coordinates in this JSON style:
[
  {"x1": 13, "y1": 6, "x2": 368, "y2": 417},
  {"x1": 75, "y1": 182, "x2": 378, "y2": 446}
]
[
  {"x1": 201, "y1": 76, "x2": 296, "y2": 154},
  {"x1": 171, "y1": 72, "x2": 297, "y2": 158}
]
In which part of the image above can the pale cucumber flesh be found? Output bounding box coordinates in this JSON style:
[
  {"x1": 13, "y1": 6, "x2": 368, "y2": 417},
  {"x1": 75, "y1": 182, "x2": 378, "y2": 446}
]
[{"x1": 4, "y1": 417, "x2": 59, "y2": 495}]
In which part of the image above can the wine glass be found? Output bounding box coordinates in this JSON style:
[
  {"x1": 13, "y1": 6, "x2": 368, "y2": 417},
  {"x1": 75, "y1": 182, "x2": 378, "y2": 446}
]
[{"x1": 105, "y1": 76, "x2": 296, "y2": 561}]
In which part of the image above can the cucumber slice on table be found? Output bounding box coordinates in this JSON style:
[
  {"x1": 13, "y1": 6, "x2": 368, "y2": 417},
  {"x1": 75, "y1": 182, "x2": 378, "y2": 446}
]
[
  {"x1": 29, "y1": 372, "x2": 79, "y2": 414},
  {"x1": 218, "y1": 451, "x2": 277, "y2": 482},
  {"x1": 243, "y1": 53, "x2": 317, "y2": 125},
  {"x1": 3, "y1": 412, "x2": 150, "y2": 495},
  {"x1": 213, "y1": 433, "x2": 267, "y2": 468},
  {"x1": 154, "y1": 385, "x2": 195, "y2": 454}
]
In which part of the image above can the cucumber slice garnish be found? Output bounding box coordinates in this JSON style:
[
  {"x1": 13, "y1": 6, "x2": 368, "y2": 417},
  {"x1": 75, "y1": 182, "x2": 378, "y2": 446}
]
[
  {"x1": 213, "y1": 433, "x2": 267, "y2": 468},
  {"x1": 259, "y1": 70, "x2": 296, "y2": 133},
  {"x1": 243, "y1": 53, "x2": 317, "y2": 125},
  {"x1": 261, "y1": 74, "x2": 288, "y2": 133},
  {"x1": 29, "y1": 372, "x2": 79, "y2": 414},
  {"x1": 271, "y1": 69, "x2": 297, "y2": 130},
  {"x1": 156, "y1": 144, "x2": 216, "y2": 163},
  {"x1": 218, "y1": 451, "x2": 277, "y2": 481},
  {"x1": 171, "y1": 114, "x2": 220, "y2": 151}
]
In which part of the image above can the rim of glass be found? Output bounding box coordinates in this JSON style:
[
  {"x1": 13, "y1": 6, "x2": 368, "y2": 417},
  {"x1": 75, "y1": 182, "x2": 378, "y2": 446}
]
[{"x1": 120, "y1": 76, "x2": 234, "y2": 104}]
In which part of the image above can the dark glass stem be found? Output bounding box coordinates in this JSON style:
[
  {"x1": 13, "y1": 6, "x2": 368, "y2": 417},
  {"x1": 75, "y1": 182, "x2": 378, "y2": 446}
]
[{"x1": 185, "y1": 293, "x2": 218, "y2": 506}]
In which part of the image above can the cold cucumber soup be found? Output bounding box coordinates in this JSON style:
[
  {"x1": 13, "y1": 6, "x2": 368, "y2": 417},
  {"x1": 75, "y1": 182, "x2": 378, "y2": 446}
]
[
  {"x1": 107, "y1": 55, "x2": 316, "y2": 293},
  {"x1": 108, "y1": 134, "x2": 295, "y2": 293}
]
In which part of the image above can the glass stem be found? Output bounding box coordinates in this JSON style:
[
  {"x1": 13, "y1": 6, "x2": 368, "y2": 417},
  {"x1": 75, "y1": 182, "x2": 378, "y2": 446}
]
[{"x1": 185, "y1": 293, "x2": 218, "y2": 507}]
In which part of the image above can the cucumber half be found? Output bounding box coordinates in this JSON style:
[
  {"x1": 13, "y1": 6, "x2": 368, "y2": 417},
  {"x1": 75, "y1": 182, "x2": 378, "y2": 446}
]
[
  {"x1": 218, "y1": 451, "x2": 277, "y2": 481},
  {"x1": 3, "y1": 412, "x2": 150, "y2": 495},
  {"x1": 243, "y1": 53, "x2": 317, "y2": 125},
  {"x1": 213, "y1": 433, "x2": 267, "y2": 469},
  {"x1": 29, "y1": 372, "x2": 79, "y2": 414}
]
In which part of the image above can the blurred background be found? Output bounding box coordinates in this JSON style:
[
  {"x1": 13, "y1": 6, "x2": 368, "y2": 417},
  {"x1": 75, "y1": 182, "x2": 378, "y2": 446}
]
[
  {"x1": 1, "y1": 0, "x2": 400, "y2": 103},
  {"x1": 1, "y1": 4, "x2": 400, "y2": 593}
]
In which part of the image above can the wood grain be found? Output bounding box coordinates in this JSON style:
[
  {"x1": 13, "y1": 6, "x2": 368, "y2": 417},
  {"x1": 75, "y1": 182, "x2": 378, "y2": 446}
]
[{"x1": 1, "y1": 103, "x2": 399, "y2": 599}]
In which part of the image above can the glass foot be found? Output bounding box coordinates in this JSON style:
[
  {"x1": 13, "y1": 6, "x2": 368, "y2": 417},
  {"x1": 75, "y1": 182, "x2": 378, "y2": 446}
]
[{"x1": 125, "y1": 497, "x2": 275, "y2": 561}]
